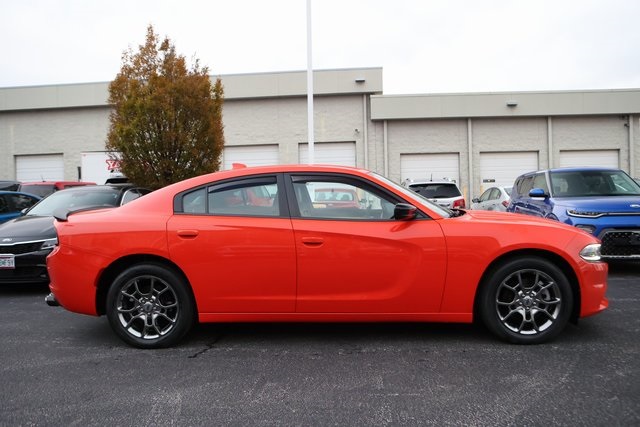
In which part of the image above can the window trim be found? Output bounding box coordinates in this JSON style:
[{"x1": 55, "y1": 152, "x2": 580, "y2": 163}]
[
  {"x1": 284, "y1": 172, "x2": 427, "y2": 221},
  {"x1": 173, "y1": 173, "x2": 289, "y2": 218}
]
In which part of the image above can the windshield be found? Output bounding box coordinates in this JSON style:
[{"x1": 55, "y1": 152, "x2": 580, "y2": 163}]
[
  {"x1": 369, "y1": 172, "x2": 452, "y2": 217},
  {"x1": 549, "y1": 170, "x2": 640, "y2": 197},
  {"x1": 27, "y1": 189, "x2": 121, "y2": 216}
]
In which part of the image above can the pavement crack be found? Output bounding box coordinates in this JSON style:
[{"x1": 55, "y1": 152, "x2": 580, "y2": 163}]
[{"x1": 188, "y1": 334, "x2": 223, "y2": 359}]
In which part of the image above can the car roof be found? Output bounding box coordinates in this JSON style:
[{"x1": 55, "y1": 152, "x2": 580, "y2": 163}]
[
  {"x1": 53, "y1": 184, "x2": 140, "y2": 193},
  {"x1": 407, "y1": 179, "x2": 458, "y2": 185},
  {"x1": 19, "y1": 181, "x2": 94, "y2": 185},
  {"x1": 518, "y1": 167, "x2": 622, "y2": 177}
]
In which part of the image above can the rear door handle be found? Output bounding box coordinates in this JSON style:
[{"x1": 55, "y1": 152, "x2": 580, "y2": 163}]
[
  {"x1": 301, "y1": 237, "x2": 324, "y2": 247},
  {"x1": 177, "y1": 230, "x2": 199, "y2": 238}
]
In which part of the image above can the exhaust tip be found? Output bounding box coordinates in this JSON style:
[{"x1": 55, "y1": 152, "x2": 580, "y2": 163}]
[{"x1": 45, "y1": 292, "x2": 60, "y2": 307}]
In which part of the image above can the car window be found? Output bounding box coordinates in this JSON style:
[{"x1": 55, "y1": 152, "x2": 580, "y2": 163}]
[
  {"x1": 8, "y1": 194, "x2": 38, "y2": 211},
  {"x1": 0, "y1": 195, "x2": 7, "y2": 213},
  {"x1": 408, "y1": 183, "x2": 461, "y2": 198},
  {"x1": 515, "y1": 176, "x2": 533, "y2": 196},
  {"x1": 489, "y1": 188, "x2": 500, "y2": 200},
  {"x1": 179, "y1": 177, "x2": 280, "y2": 216},
  {"x1": 121, "y1": 189, "x2": 149, "y2": 205},
  {"x1": 208, "y1": 178, "x2": 279, "y2": 217},
  {"x1": 183, "y1": 188, "x2": 207, "y2": 214},
  {"x1": 532, "y1": 173, "x2": 549, "y2": 193},
  {"x1": 478, "y1": 189, "x2": 491, "y2": 202},
  {"x1": 291, "y1": 177, "x2": 396, "y2": 220}
]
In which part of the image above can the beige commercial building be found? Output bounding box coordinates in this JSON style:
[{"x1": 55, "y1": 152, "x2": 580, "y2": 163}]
[{"x1": 1, "y1": 67, "x2": 640, "y2": 202}]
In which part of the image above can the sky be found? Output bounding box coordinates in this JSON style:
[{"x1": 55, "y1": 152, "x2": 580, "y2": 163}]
[{"x1": 2, "y1": 0, "x2": 640, "y2": 94}]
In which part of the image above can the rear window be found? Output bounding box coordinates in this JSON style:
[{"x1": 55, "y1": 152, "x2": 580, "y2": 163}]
[{"x1": 409, "y1": 183, "x2": 461, "y2": 198}]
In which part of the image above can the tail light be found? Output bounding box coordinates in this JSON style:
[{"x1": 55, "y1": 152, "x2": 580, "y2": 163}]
[
  {"x1": 453, "y1": 199, "x2": 465, "y2": 209},
  {"x1": 501, "y1": 200, "x2": 509, "y2": 208}
]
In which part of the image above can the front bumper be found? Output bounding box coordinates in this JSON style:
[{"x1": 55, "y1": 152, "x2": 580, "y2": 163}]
[{"x1": 0, "y1": 249, "x2": 52, "y2": 284}]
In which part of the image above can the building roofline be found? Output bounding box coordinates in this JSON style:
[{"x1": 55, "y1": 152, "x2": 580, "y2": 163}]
[
  {"x1": 371, "y1": 88, "x2": 640, "y2": 120},
  {"x1": 0, "y1": 67, "x2": 383, "y2": 112}
]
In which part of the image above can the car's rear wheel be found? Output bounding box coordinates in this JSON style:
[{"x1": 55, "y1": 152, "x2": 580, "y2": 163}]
[
  {"x1": 479, "y1": 257, "x2": 573, "y2": 344},
  {"x1": 106, "y1": 264, "x2": 195, "y2": 348}
]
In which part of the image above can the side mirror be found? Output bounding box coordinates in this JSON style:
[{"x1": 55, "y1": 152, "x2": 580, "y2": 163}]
[
  {"x1": 529, "y1": 188, "x2": 548, "y2": 199},
  {"x1": 394, "y1": 203, "x2": 417, "y2": 221},
  {"x1": 472, "y1": 197, "x2": 480, "y2": 203}
]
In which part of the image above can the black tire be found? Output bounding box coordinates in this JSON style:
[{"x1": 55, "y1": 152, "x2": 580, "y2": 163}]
[
  {"x1": 478, "y1": 257, "x2": 573, "y2": 344},
  {"x1": 106, "y1": 263, "x2": 195, "y2": 349}
]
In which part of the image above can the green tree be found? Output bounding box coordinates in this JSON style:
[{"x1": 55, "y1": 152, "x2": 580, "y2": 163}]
[{"x1": 106, "y1": 25, "x2": 224, "y2": 190}]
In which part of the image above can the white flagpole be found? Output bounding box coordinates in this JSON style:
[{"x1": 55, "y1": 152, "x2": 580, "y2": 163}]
[{"x1": 306, "y1": 0, "x2": 314, "y2": 164}]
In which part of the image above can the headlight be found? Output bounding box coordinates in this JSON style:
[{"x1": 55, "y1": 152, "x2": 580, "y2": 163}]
[
  {"x1": 567, "y1": 209, "x2": 604, "y2": 218},
  {"x1": 40, "y1": 238, "x2": 58, "y2": 251},
  {"x1": 579, "y1": 243, "x2": 602, "y2": 262}
]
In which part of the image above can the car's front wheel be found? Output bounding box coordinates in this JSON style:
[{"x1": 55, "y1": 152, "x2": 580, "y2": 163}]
[
  {"x1": 106, "y1": 264, "x2": 195, "y2": 348},
  {"x1": 478, "y1": 257, "x2": 573, "y2": 344}
]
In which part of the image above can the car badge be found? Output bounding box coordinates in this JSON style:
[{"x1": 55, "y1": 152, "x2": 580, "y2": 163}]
[
  {"x1": 2, "y1": 238, "x2": 12, "y2": 243},
  {"x1": 631, "y1": 204, "x2": 640, "y2": 208}
]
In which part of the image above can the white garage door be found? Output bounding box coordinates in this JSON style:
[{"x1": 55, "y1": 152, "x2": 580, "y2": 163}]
[
  {"x1": 479, "y1": 151, "x2": 539, "y2": 191},
  {"x1": 400, "y1": 153, "x2": 460, "y2": 184},
  {"x1": 559, "y1": 150, "x2": 619, "y2": 168},
  {"x1": 16, "y1": 154, "x2": 64, "y2": 182},
  {"x1": 223, "y1": 145, "x2": 279, "y2": 170},
  {"x1": 299, "y1": 142, "x2": 356, "y2": 166}
]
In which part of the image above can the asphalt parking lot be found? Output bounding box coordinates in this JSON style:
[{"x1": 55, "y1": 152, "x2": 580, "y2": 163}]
[{"x1": 0, "y1": 262, "x2": 638, "y2": 426}]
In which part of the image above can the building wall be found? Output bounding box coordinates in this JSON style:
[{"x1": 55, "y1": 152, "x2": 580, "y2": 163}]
[
  {"x1": 551, "y1": 115, "x2": 630, "y2": 167},
  {"x1": 223, "y1": 95, "x2": 366, "y2": 165},
  {"x1": 0, "y1": 107, "x2": 110, "y2": 180},
  {"x1": 385, "y1": 119, "x2": 468, "y2": 184}
]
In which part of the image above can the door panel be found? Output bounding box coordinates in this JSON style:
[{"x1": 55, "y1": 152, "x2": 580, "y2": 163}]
[
  {"x1": 293, "y1": 218, "x2": 447, "y2": 313},
  {"x1": 167, "y1": 215, "x2": 296, "y2": 313}
]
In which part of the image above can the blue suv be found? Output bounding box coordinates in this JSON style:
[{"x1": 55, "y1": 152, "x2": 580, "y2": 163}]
[{"x1": 507, "y1": 167, "x2": 640, "y2": 259}]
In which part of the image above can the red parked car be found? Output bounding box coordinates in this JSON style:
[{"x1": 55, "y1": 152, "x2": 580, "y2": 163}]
[{"x1": 46, "y1": 165, "x2": 608, "y2": 348}]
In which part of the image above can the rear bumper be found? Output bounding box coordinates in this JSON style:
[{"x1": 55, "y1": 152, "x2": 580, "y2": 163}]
[{"x1": 47, "y1": 245, "x2": 102, "y2": 316}]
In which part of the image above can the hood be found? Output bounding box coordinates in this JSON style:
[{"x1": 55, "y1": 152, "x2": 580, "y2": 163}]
[
  {"x1": 0, "y1": 215, "x2": 55, "y2": 242},
  {"x1": 463, "y1": 209, "x2": 577, "y2": 229},
  {"x1": 553, "y1": 196, "x2": 640, "y2": 214}
]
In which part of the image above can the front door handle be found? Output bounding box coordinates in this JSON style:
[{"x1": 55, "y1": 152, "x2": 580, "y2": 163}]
[
  {"x1": 301, "y1": 237, "x2": 324, "y2": 247},
  {"x1": 177, "y1": 230, "x2": 199, "y2": 239}
]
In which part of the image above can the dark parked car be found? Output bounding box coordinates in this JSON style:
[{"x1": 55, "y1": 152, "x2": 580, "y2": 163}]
[
  {"x1": 0, "y1": 191, "x2": 41, "y2": 224},
  {"x1": 507, "y1": 167, "x2": 640, "y2": 259},
  {"x1": 0, "y1": 185, "x2": 149, "y2": 284}
]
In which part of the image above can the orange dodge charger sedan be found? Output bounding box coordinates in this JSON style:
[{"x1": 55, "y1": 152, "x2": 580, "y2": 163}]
[{"x1": 46, "y1": 165, "x2": 608, "y2": 348}]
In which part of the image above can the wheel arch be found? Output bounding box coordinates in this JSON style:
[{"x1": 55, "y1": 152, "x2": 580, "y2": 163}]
[
  {"x1": 473, "y1": 249, "x2": 581, "y2": 324},
  {"x1": 96, "y1": 254, "x2": 197, "y2": 317}
]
